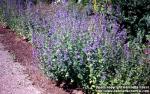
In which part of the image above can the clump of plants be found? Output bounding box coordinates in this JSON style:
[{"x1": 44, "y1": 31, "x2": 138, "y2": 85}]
[{"x1": 32, "y1": 4, "x2": 150, "y2": 93}]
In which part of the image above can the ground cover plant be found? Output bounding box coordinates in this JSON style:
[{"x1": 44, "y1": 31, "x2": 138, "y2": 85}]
[{"x1": 0, "y1": 0, "x2": 150, "y2": 93}]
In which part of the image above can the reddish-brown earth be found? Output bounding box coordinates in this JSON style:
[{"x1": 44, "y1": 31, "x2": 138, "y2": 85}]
[
  {"x1": 0, "y1": 42, "x2": 43, "y2": 94},
  {"x1": 0, "y1": 25, "x2": 82, "y2": 94}
]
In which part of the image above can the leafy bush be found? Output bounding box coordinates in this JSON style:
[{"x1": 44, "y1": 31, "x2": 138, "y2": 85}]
[
  {"x1": 74, "y1": 0, "x2": 150, "y2": 43},
  {"x1": 111, "y1": 0, "x2": 150, "y2": 43}
]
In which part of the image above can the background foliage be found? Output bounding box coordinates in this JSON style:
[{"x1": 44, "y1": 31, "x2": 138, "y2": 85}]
[{"x1": 111, "y1": 0, "x2": 150, "y2": 43}]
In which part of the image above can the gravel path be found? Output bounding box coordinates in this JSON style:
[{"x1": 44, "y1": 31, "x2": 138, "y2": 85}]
[{"x1": 0, "y1": 40, "x2": 43, "y2": 94}]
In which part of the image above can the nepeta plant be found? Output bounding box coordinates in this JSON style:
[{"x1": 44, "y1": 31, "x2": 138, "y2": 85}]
[{"x1": 27, "y1": 3, "x2": 150, "y2": 93}]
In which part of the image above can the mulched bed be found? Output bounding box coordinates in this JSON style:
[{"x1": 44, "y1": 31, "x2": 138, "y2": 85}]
[{"x1": 0, "y1": 25, "x2": 72, "y2": 94}]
